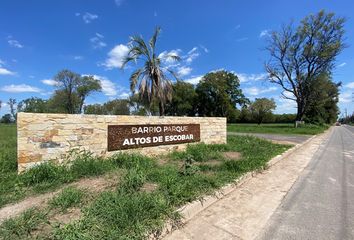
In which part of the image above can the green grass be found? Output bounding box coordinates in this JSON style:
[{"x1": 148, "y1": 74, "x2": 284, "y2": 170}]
[
  {"x1": 49, "y1": 136, "x2": 291, "y2": 239},
  {"x1": 49, "y1": 187, "x2": 85, "y2": 212},
  {"x1": 0, "y1": 207, "x2": 48, "y2": 240},
  {"x1": 227, "y1": 123, "x2": 328, "y2": 135},
  {"x1": 0, "y1": 123, "x2": 292, "y2": 239}
]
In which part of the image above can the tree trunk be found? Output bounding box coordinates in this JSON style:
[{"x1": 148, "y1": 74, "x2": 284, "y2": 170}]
[
  {"x1": 295, "y1": 100, "x2": 305, "y2": 127},
  {"x1": 159, "y1": 102, "x2": 165, "y2": 116}
]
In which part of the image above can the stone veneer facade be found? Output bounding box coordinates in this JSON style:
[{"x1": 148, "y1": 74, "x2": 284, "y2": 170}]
[{"x1": 17, "y1": 113, "x2": 226, "y2": 172}]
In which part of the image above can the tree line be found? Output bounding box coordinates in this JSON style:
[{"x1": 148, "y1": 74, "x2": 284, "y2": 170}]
[
  {"x1": 0, "y1": 10, "x2": 344, "y2": 126},
  {"x1": 0, "y1": 69, "x2": 336, "y2": 125}
]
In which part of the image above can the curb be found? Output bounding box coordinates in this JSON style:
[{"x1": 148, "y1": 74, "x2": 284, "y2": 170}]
[{"x1": 155, "y1": 128, "x2": 331, "y2": 239}]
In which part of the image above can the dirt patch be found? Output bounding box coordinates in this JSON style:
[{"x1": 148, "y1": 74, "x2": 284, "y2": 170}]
[
  {"x1": 196, "y1": 160, "x2": 222, "y2": 166},
  {"x1": 141, "y1": 182, "x2": 158, "y2": 193},
  {"x1": 0, "y1": 191, "x2": 59, "y2": 224},
  {"x1": 157, "y1": 157, "x2": 169, "y2": 166},
  {"x1": 31, "y1": 208, "x2": 82, "y2": 238},
  {"x1": 50, "y1": 207, "x2": 82, "y2": 225},
  {"x1": 0, "y1": 172, "x2": 122, "y2": 225},
  {"x1": 222, "y1": 151, "x2": 242, "y2": 160},
  {"x1": 72, "y1": 176, "x2": 115, "y2": 192}
]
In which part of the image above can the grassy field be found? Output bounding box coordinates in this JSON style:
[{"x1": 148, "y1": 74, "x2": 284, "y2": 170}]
[
  {"x1": 227, "y1": 123, "x2": 329, "y2": 135},
  {"x1": 0, "y1": 123, "x2": 291, "y2": 239}
]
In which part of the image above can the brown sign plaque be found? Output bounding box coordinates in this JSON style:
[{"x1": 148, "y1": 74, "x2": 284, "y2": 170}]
[{"x1": 107, "y1": 124, "x2": 200, "y2": 151}]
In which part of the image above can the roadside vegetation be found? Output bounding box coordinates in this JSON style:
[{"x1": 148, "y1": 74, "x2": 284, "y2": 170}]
[
  {"x1": 227, "y1": 123, "x2": 329, "y2": 135},
  {"x1": 0, "y1": 124, "x2": 290, "y2": 239}
]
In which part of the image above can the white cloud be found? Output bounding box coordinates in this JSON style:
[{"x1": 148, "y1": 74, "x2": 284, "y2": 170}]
[
  {"x1": 80, "y1": 12, "x2": 98, "y2": 24},
  {"x1": 185, "y1": 47, "x2": 200, "y2": 63},
  {"x1": 0, "y1": 59, "x2": 4, "y2": 66},
  {"x1": 159, "y1": 49, "x2": 181, "y2": 66},
  {"x1": 84, "y1": 74, "x2": 121, "y2": 97},
  {"x1": 8, "y1": 39, "x2": 24, "y2": 48},
  {"x1": 177, "y1": 66, "x2": 192, "y2": 77},
  {"x1": 114, "y1": 0, "x2": 124, "y2": 7},
  {"x1": 200, "y1": 45, "x2": 209, "y2": 53},
  {"x1": 339, "y1": 91, "x2": 352, "y2": 103},
  {"x1": 90, "y1": 33, "x2": 107, "y2": 49},
  {"x1": 73, "y1": 55, "x2": 83, "y2": 60},
  {"x1": 0, "y1": 67, "x2": 16, "y2": 75},
  {"x1": 338, "y1": 62, "x2": 347, "y2": 67},
  {"x1": 260, "y1": 29, "x2": 270, "y2": 38},
  {"x1": 345, "y1": 82, "x2": 354, "y2": 89},
  {"x1": 99, "y1": 79, "x2": 118, "y2": 96},
  {"x1": 244, "y1": 86, "x2": 278, "y2": 96},
  {"x1": 236, "y1": 37, "x2": 248, "y2": 42},
  {"x1": 237, "y1": 73, "x2": 268, "y2": 83},
  {"x1": 41, "y1": 79, "x2": 61, "y2": 86},
  {"x1": 275, "y1": 97, "x2": 297, "y2": 113},
  {"x1": 103, "y1": 44, "x2": 130, "y2": 69},
  {"x1": 1, "y1": 84, "x2": 42, "y2": 93},
  {"x1": 184, "y1": 75, "x2": 203, "y2": 85},
  {"x1": 119, "y1": 92, "x2": 130, "y2": 99}
]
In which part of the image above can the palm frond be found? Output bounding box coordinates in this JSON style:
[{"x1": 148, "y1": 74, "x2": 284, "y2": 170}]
[
  {"x1": 149, "y1": 27, "x2": 161, "y2": 54},
  {"x1": 130, "y1": 35, "x2": 151, "y2": 60},
  {"x1": 121, "y1": 56, "x2": 136, "y2": 69},
  {"x1": 167, "y1": 54, "x2": 181, "y2": 62},
  {"x1": 130, "y1": 68, "x2": 143, "y2": 92}
]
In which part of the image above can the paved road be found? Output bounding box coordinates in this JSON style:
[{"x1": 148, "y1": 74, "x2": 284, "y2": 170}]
[
  {"x1": 165, "y1": 127, "x2": 329, "y2": 240},
  {"x1": 228, "y1": 132, "x2": 311, "y2": 144},
  {"x1": 257, "y1": 126, "x2": 354, "y2": 240}
]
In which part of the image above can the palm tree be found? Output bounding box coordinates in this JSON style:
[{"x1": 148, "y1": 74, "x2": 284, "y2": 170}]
[{"x1": 122, "y1": 27, "x2": 180, "y2": 116}]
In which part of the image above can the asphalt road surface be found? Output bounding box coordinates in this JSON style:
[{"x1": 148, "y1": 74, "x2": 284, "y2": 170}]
[
  {"x1": 228, "y1": 132, "x2": 311, "y2": 144},
  {"x1": 257, "y1": 125, "x2": 354, "y2": 240}
]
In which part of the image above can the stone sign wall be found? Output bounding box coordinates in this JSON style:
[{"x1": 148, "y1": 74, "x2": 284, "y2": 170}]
[{"x1": 17, "y1": 113, "x2": 226, "y2": 172}]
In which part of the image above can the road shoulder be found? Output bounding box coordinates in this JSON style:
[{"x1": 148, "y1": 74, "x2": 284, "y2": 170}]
[{"x1": 163, "y1": 128, "x2": 332, "y2": 240}]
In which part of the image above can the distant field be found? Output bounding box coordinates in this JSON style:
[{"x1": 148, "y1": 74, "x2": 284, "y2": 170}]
[
  {"x1": 0, "y1": 124, "x2": 19, "y2": 206},
  {"x1": 0, "y1": 124, "x2": 17, "y2": 173},
  {"x1": 227, "y1": 123, "x2": 328, "y2": 135}
]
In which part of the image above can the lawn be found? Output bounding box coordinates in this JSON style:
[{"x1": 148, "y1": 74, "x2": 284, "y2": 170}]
[
  {"x1": 227, "y1": 123, "x2": 328, "y2": 135},
  {"x1": 0, "y1": 123, "x2": 291, "y2": 239}
]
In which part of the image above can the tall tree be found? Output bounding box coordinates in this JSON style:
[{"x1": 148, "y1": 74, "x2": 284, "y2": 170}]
[
  {"x1": 122, "y1": 27, "x2": 180, "y2": 116},
  {"x1": 77, "y1": 76, "x2": 101, "y2": 113},
  {"x1": 17, "y1": 97, "x2": 48, "y2": 113},
  {"x1": 196, "y1": 70, "x2": 248, "y2": 118},
  {"x1": 47, "y1": 90, "x2": 78, "y2": 113},
  {"x1": 250, "y1": 98, "x2": 276, "y2": 125},
  {"x1": 165, "y1": 81, "x2": 197, "y2": 116},
  {"x1": 85, "y1": 99, "x2": 130, "y2": 115},
  {"x1": 53, "y1": 70, "x2": 101, "y2": 113},
  {"x1": 304, "y1": 73, "x2": 340, "y2": 124},
  {"x1": 54, "y1": 70, "x2": 80, "y2": 114},
  {"x1": 265, "y1": 10, "x2": 345, "y2": 121},
  {"x1": 7, "y1": 98, "x2": 16, "y2": 121}
]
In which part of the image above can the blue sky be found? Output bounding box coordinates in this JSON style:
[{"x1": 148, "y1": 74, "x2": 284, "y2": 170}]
[{"x1": 0, "y1": 0, "x2": 353, "y2": 117}]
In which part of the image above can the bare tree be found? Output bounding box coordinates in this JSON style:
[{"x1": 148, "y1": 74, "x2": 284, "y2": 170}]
[
  {"x1": 265, "y1": 10, "x2": 345, "y2": 121},
  {"x1": 8, "y1": 98, "x2": 17, "y2": 121}
]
